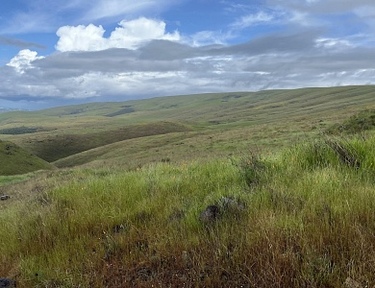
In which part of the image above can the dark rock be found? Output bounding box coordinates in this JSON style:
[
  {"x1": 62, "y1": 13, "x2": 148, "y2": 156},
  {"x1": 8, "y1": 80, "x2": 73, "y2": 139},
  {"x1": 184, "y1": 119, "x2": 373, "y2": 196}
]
[
  {"x1": 0, "y1": 278, "x2": 16, "y2": 288},
  {"x1": 199, "y1": 196, "x2": 246, "y2": 224},
  {"x1": 0, "y1": 195, "x2": 10, "y2": 201},
  {"x1": 111, "y1": 223, "x2": 129, "y2": 234},
  {"x1": 199, "y1": 205, "x2": 220, "y2": 223}
]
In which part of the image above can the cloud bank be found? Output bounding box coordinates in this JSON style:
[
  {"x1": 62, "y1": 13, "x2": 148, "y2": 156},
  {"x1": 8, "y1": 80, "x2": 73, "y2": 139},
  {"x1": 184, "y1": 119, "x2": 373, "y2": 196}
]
[{"x1": 1, "y1": 0, "x2": 375, "y2": 108}]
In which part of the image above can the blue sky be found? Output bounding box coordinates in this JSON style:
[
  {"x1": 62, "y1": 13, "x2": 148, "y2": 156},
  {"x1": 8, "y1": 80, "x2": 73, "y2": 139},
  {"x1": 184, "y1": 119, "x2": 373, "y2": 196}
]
[{"x1": 1, "y1": 0, "x2": 375, "y2": 110}]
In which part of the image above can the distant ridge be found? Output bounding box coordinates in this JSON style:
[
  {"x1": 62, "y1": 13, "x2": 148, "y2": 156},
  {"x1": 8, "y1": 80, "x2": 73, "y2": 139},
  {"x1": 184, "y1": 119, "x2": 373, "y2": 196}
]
[{"x1": 0, "y1": 107, "x2": 23, "y2": 113}]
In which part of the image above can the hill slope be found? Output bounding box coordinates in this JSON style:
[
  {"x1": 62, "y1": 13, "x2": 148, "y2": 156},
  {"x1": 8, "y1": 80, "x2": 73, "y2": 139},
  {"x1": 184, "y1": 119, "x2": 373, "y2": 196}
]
[
  {"x1": 0, "y1": 85, "x2": 374, "y2": 168},
  {"x1": 0, "y1": 140, "x2": 55, "y2": 175}
]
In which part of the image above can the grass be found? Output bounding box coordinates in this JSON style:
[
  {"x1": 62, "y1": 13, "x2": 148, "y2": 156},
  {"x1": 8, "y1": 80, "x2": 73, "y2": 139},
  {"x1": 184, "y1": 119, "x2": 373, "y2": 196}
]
[
  {"x1": 0, "y1": 140, "x2": 55, "y2": 176},
  {"x1": 0, "y1": 133, "x2": 374, "y2": 287},
  {"x1": 326, "y1": 109, "x2": 375, "y2": 134},
  {"x1": 2, "y1": 121, "x2": 191, "y2": 162},
  {"x1": 0, "y1": 174, "x2": 34, "y2": 186}
]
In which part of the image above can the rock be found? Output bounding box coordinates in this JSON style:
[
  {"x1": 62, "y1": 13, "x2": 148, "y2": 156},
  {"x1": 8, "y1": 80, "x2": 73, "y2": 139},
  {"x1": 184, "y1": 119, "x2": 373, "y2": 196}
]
[
  {"x1": 199, "y1": 205, "x2": 220, "y2": 223},
  {"x1": 344, "y1": 277, "x2": 363, "y2": 288},
  {"x1": 112, "y1": 224, "x2": 127, "y2": 234},
  {"x1": 199, "y1": 197, "x2": 246, "y2": 224},
  {"x1": 0, "y1": 195, "x2": 10, "y2": 201},
  {"x1": 0, "y1": 278, "x2": 16, "y2": 288},
  {"x1": 219, "y1": 196, "x2": 246, "y2": 213}
]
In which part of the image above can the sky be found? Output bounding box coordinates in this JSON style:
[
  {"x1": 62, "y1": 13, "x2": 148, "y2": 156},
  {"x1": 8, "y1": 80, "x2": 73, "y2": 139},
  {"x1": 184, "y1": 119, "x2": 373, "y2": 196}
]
[{"x1": 1, "y1": 0, "x2": 375, "y2": 110}]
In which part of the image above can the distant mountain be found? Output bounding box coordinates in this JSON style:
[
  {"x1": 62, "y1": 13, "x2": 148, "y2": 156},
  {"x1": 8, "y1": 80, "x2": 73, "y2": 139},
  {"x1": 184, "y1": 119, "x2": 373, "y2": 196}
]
[{"x1": 0, "y1": 107, "x2": 24, "y2": 113}]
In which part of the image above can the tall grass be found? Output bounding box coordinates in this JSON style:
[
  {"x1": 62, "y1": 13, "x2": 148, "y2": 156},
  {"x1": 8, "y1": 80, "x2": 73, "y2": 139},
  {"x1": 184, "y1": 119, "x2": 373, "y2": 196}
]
[{"x1": 1, "y1": 135, "x2": 375, "y2": 287}]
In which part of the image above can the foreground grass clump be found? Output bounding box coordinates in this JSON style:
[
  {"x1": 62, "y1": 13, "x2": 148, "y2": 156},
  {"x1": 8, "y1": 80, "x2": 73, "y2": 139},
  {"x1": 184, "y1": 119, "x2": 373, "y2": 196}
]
[{"x1": 1, "y1": 135, "x2": 375, "y2": 287}]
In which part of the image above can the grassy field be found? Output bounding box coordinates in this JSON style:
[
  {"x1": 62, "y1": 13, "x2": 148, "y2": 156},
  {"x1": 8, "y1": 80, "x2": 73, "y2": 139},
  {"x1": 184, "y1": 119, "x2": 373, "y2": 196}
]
[{"x1": 0, "y1": 85, "x2": 375, "y2": 287}]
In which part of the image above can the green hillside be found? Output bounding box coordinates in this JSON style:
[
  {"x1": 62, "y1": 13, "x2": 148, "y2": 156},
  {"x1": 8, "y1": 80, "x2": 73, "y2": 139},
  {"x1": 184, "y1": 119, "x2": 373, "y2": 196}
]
[
  {"x1": 1, "y1": 86, "x2": 375, "y2": 287},
  {"x1": 0, "y1": 140, "x2": 55, "y2": 176},
  {"x1": 1, "y1": 86, "x2": 374, "y2": 169}
]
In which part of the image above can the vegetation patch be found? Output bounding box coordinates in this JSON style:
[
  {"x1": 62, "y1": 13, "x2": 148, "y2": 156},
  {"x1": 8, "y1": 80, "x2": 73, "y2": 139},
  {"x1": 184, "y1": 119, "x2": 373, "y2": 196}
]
[
  {"x1": 326, "y1": 109, "x2": 375, "y2": 134},
  {"x1": 0, "y1": 126, "x2": 44, "y2": 135},
  {"x1": 105, "y1": 105, "x2": 135, "y2": 117},
  {"x1": 0, "y1": 140, "x2": 55, "y2": 176},
  {"x1": 221, "y1": 94, "x2": 243, "y2": 102}
]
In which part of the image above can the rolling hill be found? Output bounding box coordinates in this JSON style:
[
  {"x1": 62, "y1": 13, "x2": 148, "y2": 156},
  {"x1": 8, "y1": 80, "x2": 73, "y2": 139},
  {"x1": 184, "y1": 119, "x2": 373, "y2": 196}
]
[
  {"x1": 0, "y1": 85, "x2": 374, "y2": 170},
  {"x1": 0, "y1": 140, "x2": 55, "y2": 176}
]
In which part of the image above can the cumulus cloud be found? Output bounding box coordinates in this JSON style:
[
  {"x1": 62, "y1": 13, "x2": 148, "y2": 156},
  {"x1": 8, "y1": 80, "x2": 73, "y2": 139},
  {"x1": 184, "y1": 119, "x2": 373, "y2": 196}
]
[
  {"x1": 6, "y1": 49, "x2": 45, "y2": 73},
  {"x1": 55, "y1": 17, "x2": 180, "y2": 52},
  {"x1": 3, "y1": 28, "x2": 375, "y2": 104}
]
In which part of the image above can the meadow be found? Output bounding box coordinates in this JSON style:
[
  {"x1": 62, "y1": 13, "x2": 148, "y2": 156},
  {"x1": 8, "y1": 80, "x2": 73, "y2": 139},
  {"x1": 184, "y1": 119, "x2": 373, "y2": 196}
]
[{"x1": 0, "y1": 85, "x2": 375, "y2": 287}]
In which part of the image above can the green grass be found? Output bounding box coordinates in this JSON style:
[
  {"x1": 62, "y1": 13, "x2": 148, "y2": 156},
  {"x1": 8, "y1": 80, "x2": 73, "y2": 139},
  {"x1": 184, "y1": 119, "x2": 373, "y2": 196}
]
[
  {"x1": 0, "y1": 174, "x2": 34, "y2": 186},
  {"x1": 0, "y1": 140, "x2": 55, "y2": 176},
  {"x1": 1, "y1": 134, "x2": 374, "y2": 287},
  {"x1": 21, "y1": 121, "x2": 191, "y2": 162},
  {"x1": 326, "y1": 109, "x2": 375, "y2": 134}
]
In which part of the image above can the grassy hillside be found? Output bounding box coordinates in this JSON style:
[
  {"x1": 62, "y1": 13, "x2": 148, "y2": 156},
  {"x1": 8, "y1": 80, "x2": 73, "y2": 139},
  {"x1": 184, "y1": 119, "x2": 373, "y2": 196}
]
[
  {"x1": 0, "y1": 140, "x2": 55, "y2": 176},
  {"x1": 0, "y1": 134, "x2": 374, "y2": 287},
  {"x1": 21, "y1": 121, "x2": 190, "y2": 162},
  {"x1": 1, "y1": 86, "x2": 375, "y2": 287},
  {"x1": 1, "y1": 85, "x2": 374, "y2": 169}
]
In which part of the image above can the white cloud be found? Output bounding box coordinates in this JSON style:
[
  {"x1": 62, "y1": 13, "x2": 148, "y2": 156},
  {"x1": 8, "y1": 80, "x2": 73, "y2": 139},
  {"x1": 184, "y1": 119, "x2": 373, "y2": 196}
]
[
  {"x1": 56, "y1": 24, "x2": 107, "y2": 52},
  {"x1": 110, "y1": 18, "x2": 180, "y2": 49},
  {"x1": 189, "y1": 31, "x2": 231, "y2": 47},
  {"x1": 315, "y1": 38, "x2": 354, "y2": 49},
  {"x1": 231, "y1": 11, "x2": 275, "y2": 29},
  {"x1": 56, "y1": 17, "x2": 180, "y2": 52},
  {"x1": 6, "y1": 49, "x2": 45, "y2": 73}
]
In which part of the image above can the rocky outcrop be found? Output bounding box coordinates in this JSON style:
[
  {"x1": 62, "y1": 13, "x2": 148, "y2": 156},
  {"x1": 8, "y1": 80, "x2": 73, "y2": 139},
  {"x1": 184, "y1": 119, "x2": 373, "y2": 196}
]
[{"x1": 0, "y1": 195, "x2": 10, "y2": 201}]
